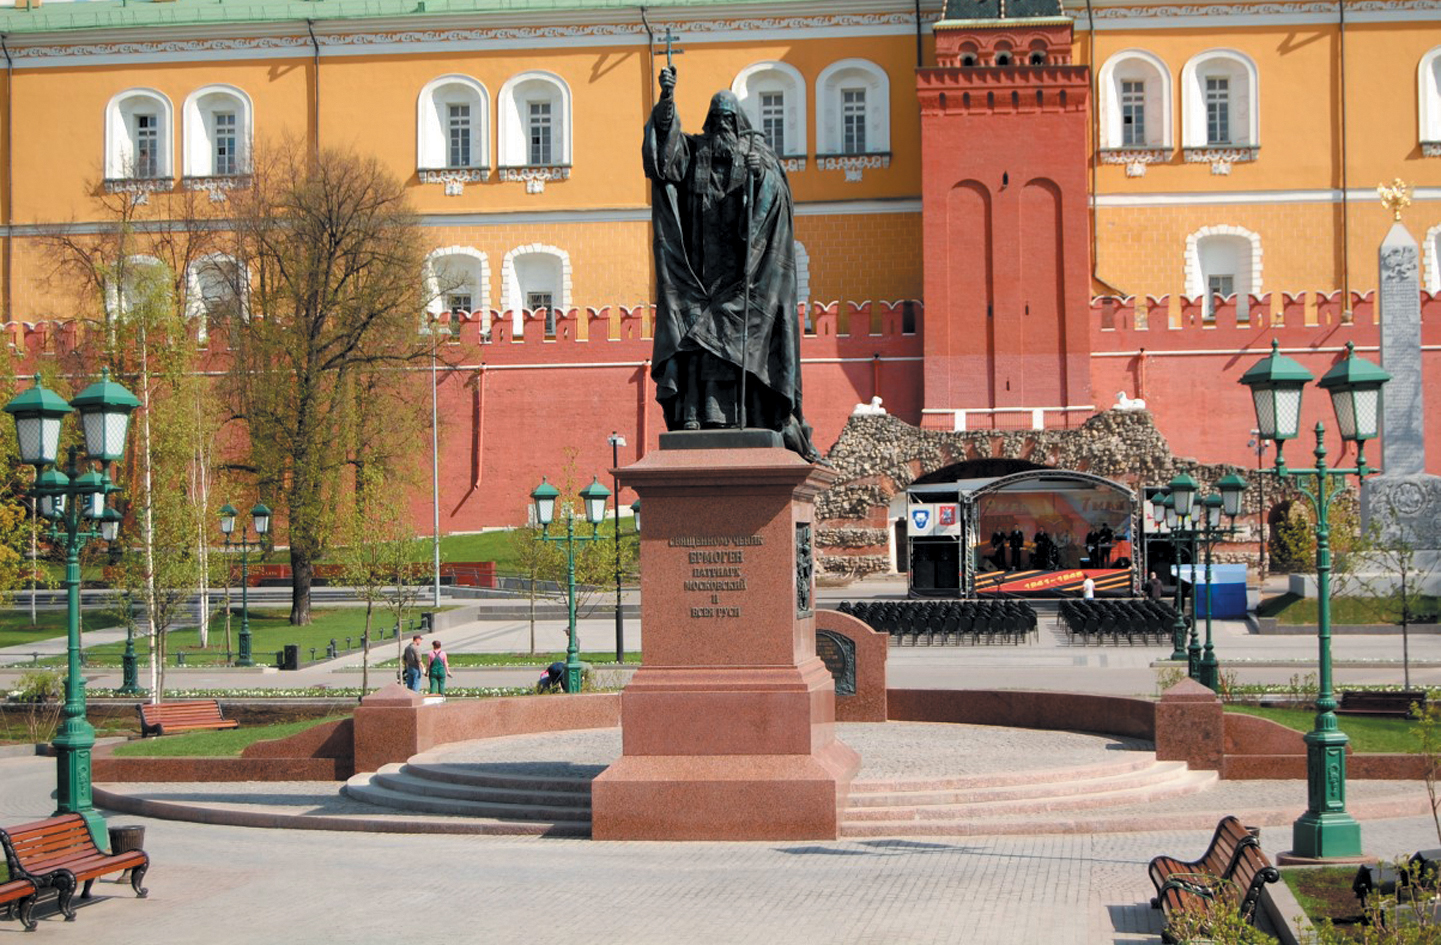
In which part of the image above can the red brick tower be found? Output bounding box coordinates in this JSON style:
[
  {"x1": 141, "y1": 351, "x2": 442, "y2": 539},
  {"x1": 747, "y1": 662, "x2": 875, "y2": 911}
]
[{"x1": 917, "y1": 0, "x2": 1092, "y2": 431}]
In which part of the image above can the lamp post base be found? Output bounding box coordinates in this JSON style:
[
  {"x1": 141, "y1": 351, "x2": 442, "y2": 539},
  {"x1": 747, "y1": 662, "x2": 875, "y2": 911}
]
[
  {"x1": 53, "y1": 732, "x2": 107, "y2": 849},
  {"x1": 1292, "y1": 810, "x2": 1363, "y2": 860},
  {"x1": 1197, "y1": 652, "x2": 1219, "y2": 691},
  {"x1": 1291, "y1": 727, "x2": 1363, "y2": 858}
]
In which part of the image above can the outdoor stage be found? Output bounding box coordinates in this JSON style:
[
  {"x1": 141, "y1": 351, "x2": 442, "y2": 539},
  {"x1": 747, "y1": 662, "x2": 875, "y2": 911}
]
[{"x1": 906, "y1": 469, "x2": 1140, "y2": 600}]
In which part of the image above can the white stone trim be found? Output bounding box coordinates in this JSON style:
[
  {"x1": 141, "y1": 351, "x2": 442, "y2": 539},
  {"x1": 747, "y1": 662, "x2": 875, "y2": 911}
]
[
  {"x1": 1073, "y1": 1, "x2": 1441, "y2": 30},
  {"x1": 1096, "y1": 187, "x2": 1441, "y2": 208},
  {"x1": 732, "y1": 60, "x2": 808, "y2": 160},
  {"x1": 1184, "y1": 223, "x2": 1263, "y2": 302},
  {"x1": 416, "y1": 74, "x2": 491, "y2": 187},
  {"x1": 104, "y1": 87, "x2": 174, "y2": 182},
  {"x1": 1180, "y1": 49, "x2": 1259, "y2": 151},
  {"x1": 181, "y1": 83, "x2": 252, "y2": 179},
  {"x1": 424, "y1": 245, "x2": 491, "y2": 319},
  {"x1": 1425, "y1": 223, "x2": 1441, "y2": 294},
  {"x1": 1097, "y1": 49, "x2": 1172, "y2": 151},
  {"x1": 794, "y1": 240, "x2": 811, "y2": 329},
  {"x1": 501, "y1": 243, "x2": 572, "y2": 331}
]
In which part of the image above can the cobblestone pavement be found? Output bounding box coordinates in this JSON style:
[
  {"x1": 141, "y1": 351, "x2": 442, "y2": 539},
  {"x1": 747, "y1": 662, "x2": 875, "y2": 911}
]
[{"x1": 3, "y1": 754, "x2": 1436, "y2": 945}]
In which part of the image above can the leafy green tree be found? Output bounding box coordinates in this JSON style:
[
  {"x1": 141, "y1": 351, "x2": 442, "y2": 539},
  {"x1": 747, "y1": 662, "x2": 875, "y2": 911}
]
[
  {"x1": 44, "y1": 184, "x2": 227, "y2": 697},
  {"x1": 221, "y1": 140, "x2": 430, "y2": 625},
  {"x1": 334, "y1": 467, "x2": 428, "y2": 692}
]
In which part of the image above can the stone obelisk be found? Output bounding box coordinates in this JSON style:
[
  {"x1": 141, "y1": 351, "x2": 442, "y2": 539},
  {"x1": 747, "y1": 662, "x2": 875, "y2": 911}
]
[{"x1": 1362, "y1": 180, "x2": 1441, "y2": 550}]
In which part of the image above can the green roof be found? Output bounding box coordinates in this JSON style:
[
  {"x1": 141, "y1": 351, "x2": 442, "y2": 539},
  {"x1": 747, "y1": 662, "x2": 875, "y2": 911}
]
[
  {"x1": 0, "y1": 0, "x2": 799, "y2": 35},
  {"x1": 940, "y1": 0, "x2": 1061, "y2": 21}
]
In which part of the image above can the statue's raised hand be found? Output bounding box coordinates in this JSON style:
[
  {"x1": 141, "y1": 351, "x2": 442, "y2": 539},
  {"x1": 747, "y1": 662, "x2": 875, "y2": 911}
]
[{"x1": 659, "y1": 66, "x2": 677, "y2": 96}]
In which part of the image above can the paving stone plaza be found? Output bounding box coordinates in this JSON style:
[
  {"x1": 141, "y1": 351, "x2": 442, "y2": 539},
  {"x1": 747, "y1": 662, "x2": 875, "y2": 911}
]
[{"x1": 2, "y1": 579, "x2": 1440, "y2": 943}]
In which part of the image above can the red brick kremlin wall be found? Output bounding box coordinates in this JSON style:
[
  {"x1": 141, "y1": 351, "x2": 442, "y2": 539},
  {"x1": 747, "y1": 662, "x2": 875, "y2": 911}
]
[{"x1": 7, "y1": 289, "x2": 1441, "y2": 534}]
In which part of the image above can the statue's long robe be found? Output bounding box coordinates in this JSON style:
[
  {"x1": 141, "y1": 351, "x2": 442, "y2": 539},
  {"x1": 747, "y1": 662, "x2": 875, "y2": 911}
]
[{"x1": 643, "y1": 94, "x2": 809, "y2": 447}]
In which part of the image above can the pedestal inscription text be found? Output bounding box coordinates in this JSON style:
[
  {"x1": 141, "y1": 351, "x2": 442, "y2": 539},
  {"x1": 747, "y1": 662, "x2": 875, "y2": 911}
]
[{"x1": 671, "y1": 535, "x2": 764, "y2": 619}]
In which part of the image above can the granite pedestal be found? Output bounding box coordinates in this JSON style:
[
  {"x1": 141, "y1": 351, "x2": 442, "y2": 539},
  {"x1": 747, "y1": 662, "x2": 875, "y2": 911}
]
[{"x1": 590, "y1": 435, "x2": 860, "y2": 840}]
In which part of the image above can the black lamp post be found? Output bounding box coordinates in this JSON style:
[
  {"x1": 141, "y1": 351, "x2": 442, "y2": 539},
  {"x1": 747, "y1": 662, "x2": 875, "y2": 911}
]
[
  {"x1": 218, "y1": 501, "x2": 271, "y2": 667},
  {"x1": 608, "y1": 431, "x2": 627, "y2": 664},
  {"x1": 4, "y1": 370, "x2": 137, "y2": 846}
]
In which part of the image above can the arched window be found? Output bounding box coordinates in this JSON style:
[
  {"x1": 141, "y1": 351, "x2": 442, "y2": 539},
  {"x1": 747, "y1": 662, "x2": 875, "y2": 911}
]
[
  {"x1": 732, "y1": 62, "x2": 807, "y2": 169},
  {"x1": 105, "y1": 254, "x2": 171, "y2": 320},
  {"x1": 497, "y1": 72, "x2": 572, "y2": 192},
  {"x1": 1186, "y1": 225, "x2": 1262, "y2": 323},
  {"x1": 104, "y1": 89, "x2": 174, "y2": 193},
  {"x1": 417, "y1": 75, "x2": 490, "y2": 194},
  {"x1": 182, "y1": 85, "x2": 252, "y2": 182},
  {"x1": 1098, "y1": 51, "x2": 1171, "y2": 155},
  {"x1": 502, "y1": 244, "x2": 571, "y2": 335},
  {"x1": 424, "y1": 246, "x2": 490, "y2": 330},
  {"x1": 1419, "y1": 47, "x2": 1441, "y2": 154},
  {"x1": 816, "y1": 59, "x2": 890, "y2": 181},
  {"x1": 1181, "y1": 50, "x2": 1259, "y2": 171},
  {"x1": 185, "y1": 253, "x2": 247, "y2": 340},
  {"x1": 817, "y1": 59, "x2": 889, "y2": 156}
]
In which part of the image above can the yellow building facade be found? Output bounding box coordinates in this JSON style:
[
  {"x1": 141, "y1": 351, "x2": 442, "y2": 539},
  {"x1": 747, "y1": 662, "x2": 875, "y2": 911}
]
[{"x1": 0, "y1": 0, "x2": 1436, "y2": 323}]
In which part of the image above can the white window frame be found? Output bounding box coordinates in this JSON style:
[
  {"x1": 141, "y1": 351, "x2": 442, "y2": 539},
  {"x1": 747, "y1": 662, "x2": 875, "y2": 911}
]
[
  {"x1": 182, "y1": 85, "x2": 253, "y2": 179},
  {"x1": 1186, "y1": 225, "x2": 1262, "y2": 323},
  {"x1": 423, "y1": 246, "x2": 491, "y2": 323},
  {"x1": 1424, "y1": 223, "x2": 1441, "y2": 292},
  {"x1": 1418, "y1": 47, "x2": 1441, "y2": 152},
  {"x1": 497, "y1": 71, "x2": 572, "y2": 168},
  {"x1": 731, "y1": 61, "x2": 807, "y2": 160},
  {"x1": 816, "y1": 59, "x2": 890, "y2": 156},
  {"x1": 1181, "y1": 50, "x2": 1258, "y2": 150},
  {"x1": 105, "y1": 89, "x2": 175, "y2": 182},
  {"x1": 501, "y1": 243, "x2": 571, "y2": 333},
  {"x1": 794, "y1": 240, "x2": 811, "y2": 331},
  {"x1": 1097, "y1": 50, "x2": 1172, "y2": 151},
  {"x1": 417, "y1": 75, "x2": 490, "y2": 172}
]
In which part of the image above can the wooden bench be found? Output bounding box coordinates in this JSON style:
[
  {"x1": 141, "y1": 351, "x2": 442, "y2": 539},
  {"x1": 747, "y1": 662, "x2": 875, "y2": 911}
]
[
  {"x1": 0, "y1": 875, "x2": 38, "y2": 931},
  {"x1": 1338, "y1": 690, "x2": 1426, "y2": 719},
  {"x1": 1149, "y1": 816, "x2": 1279, "y2": 943},
  {"x1": 137, "y1": 699, "x2": 239, "y2": 737},
  {"x1": 0, "y1": 814, "x2": 148, "y2": 920}
]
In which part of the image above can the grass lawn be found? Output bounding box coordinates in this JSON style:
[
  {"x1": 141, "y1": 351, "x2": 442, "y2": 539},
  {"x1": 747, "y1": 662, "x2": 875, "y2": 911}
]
[
  {"x1": 68, "y1": 607, "x2": 432, "y2": 667},
  {"x1": 432, "y1": 523, "x2": 636, "y2": 575},
  {"x1": 1260, "y1": 592, "x2": 1441, "y2": 626},
  {"x1": 375, "y1": 650, "x2": 642, "y2": 669},
  {"x1": 1225, "y1": 705, "x2": 1423, "y2": 753},
  {"x1": 0, "y1": 606, "x2": 129, "y2": 649},
  {"x1": 111, "y1": 714, "x2": 351, "y2": 757},
  {"x1": 1282, "y1": 866, "x2": 1366, "y2": 941}
]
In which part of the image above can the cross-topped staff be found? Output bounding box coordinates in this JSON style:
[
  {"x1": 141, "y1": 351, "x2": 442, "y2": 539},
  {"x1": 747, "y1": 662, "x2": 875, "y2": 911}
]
[{"x1": 658, "y1": 27, "x2": 684, "y2": 68}]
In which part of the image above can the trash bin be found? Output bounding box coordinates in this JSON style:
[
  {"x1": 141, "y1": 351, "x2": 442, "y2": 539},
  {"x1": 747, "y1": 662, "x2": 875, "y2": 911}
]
[
  {"x1": 282, "y1": 644, "x2": 300, "y2": 671},
  {"x1": 108, "y1": 824, "x2": 145, "y2": 864}
]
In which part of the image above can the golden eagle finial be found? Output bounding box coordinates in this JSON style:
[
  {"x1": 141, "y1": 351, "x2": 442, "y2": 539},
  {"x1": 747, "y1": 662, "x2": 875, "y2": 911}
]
[{"x1": 1378, "y1": 178, "x2": 1412, "y2": 221}]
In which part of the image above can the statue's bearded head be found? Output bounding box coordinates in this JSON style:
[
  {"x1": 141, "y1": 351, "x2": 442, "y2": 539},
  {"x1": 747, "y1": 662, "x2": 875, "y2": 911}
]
[{"x1": 703, "y1": 91, "x2": 746, "y2": 149}]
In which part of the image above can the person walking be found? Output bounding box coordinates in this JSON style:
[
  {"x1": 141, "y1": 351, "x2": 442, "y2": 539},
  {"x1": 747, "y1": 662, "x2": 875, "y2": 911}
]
[
  {"x1": 1145, "y1": 571, "x2": 1164, "y2": 601},
  {"x1": 426, "y1": 639, "x2": 449, "y2": 695},
  {"x1": 402, "y1": 634, "x2": 424, "y2": 692},
  {"x1": 1081, "y1": 575, "x2": 1096, "y2": 599}
]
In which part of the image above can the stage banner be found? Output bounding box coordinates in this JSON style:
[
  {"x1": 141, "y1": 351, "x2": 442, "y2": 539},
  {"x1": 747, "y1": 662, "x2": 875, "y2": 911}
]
[
  {"x1": 975, "y1": 568, "x2": 1131, "y2": 596},
  {"x1": 936, "y1": 503, "x2": 960, "y2": 536}
]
